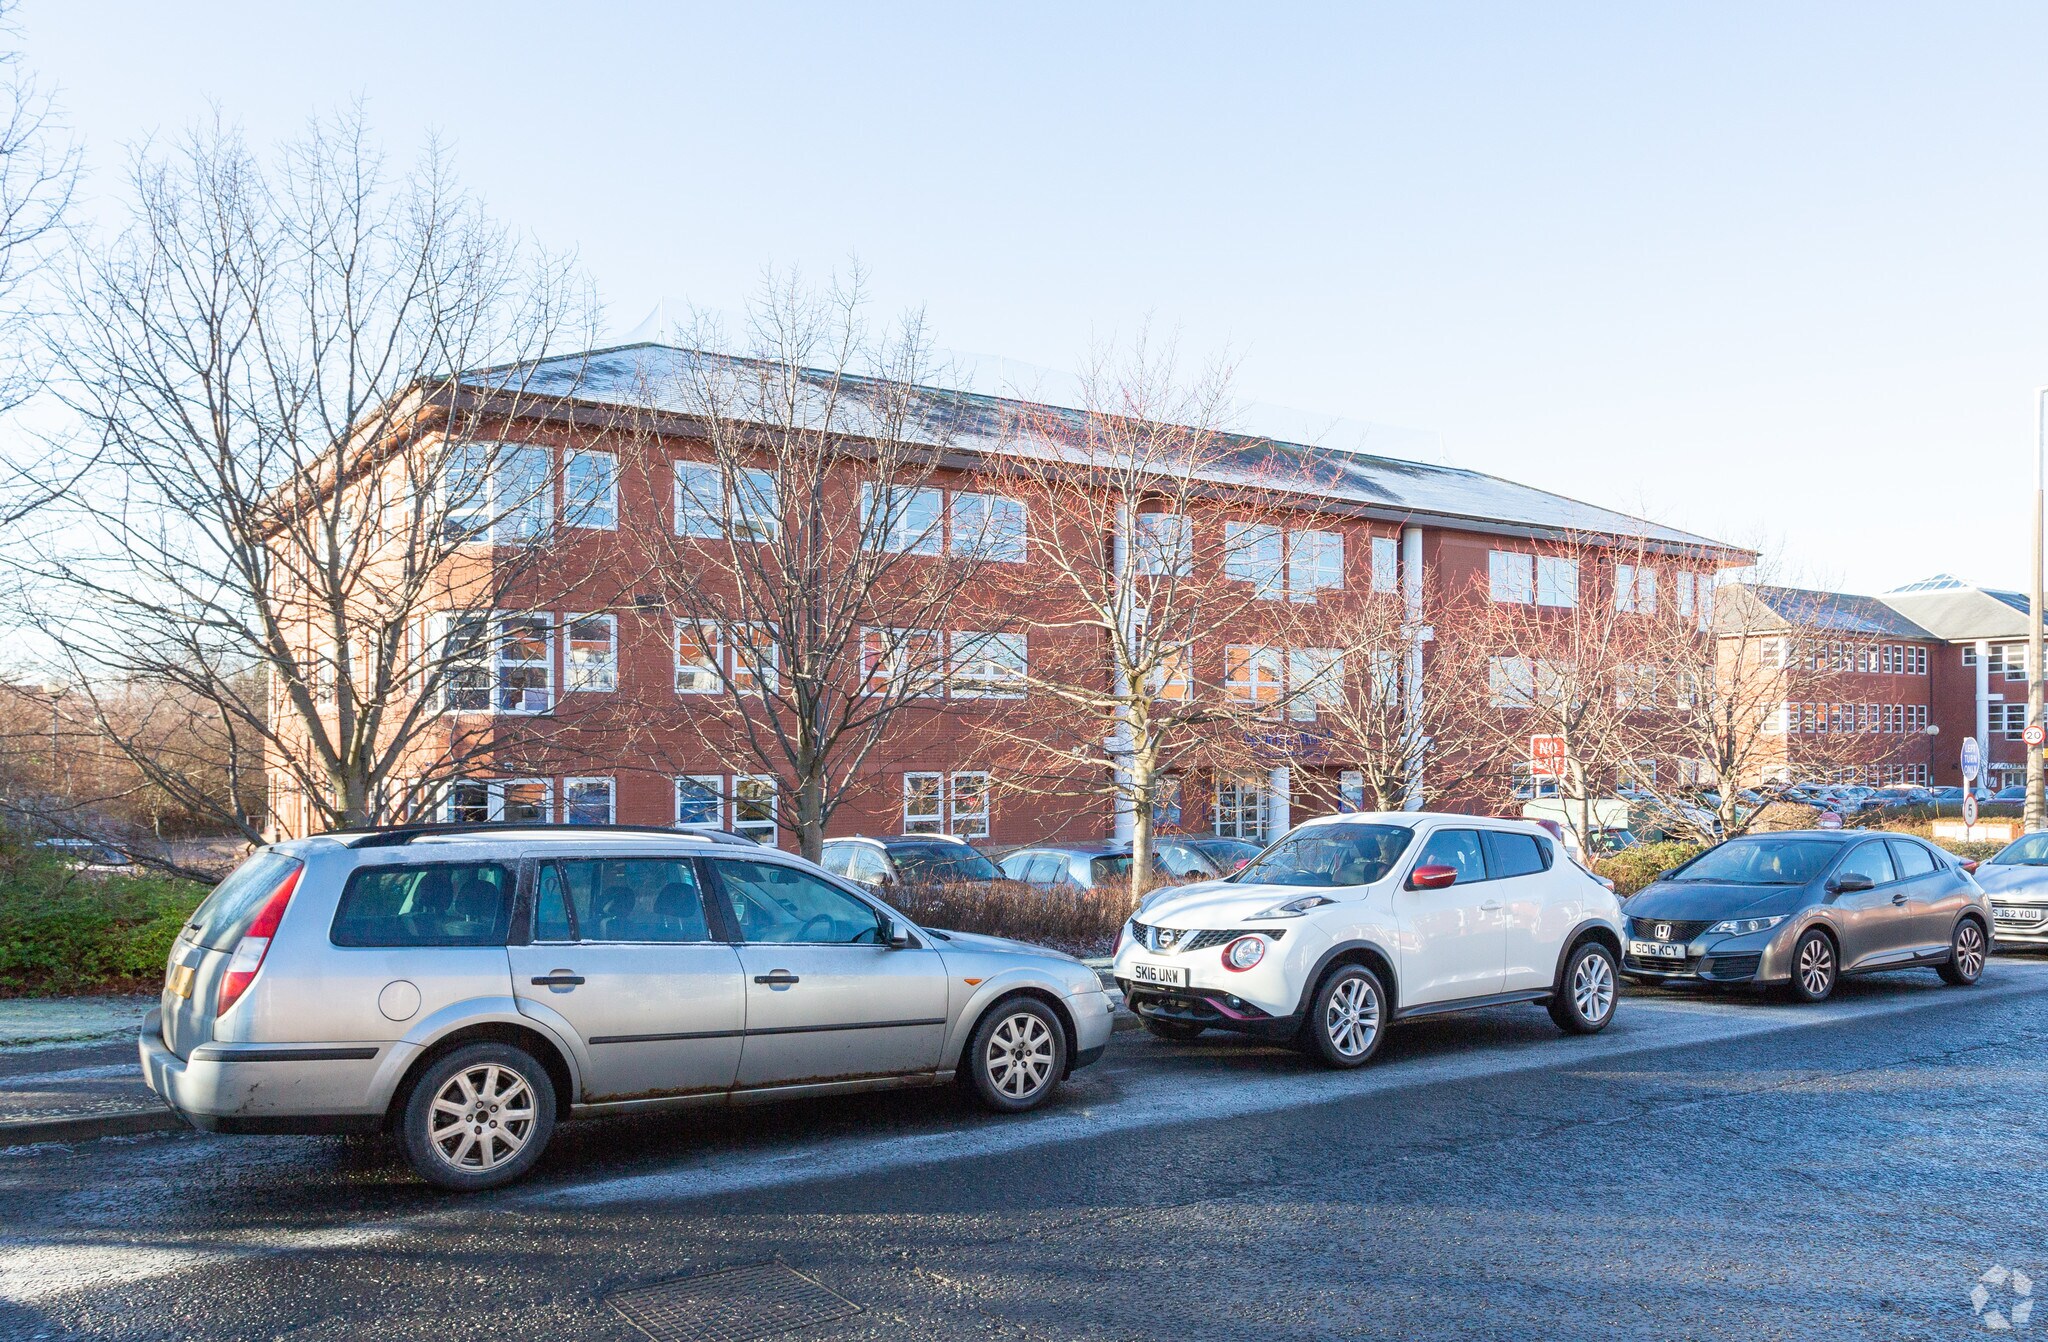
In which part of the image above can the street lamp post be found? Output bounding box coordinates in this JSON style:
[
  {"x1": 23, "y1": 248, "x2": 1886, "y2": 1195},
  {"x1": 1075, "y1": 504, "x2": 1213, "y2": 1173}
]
[{"x1": 2030, "y1": 388, "x2": 2047, "y2": 834}]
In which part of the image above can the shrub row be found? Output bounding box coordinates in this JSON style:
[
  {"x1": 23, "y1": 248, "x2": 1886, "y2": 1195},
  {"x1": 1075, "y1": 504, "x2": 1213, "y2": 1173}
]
[
  {"x1": 885, "y1": 878, "x2": 1130, "y2": 959},
  {"x1": 0, "y1": 839, "x2": 210, "y2": 996}
]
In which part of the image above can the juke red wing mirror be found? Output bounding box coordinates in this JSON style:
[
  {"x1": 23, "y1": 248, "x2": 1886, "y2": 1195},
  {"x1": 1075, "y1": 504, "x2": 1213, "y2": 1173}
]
[{"x1": 1408, "y1": 863, "x2": 1460, "y2": 891}]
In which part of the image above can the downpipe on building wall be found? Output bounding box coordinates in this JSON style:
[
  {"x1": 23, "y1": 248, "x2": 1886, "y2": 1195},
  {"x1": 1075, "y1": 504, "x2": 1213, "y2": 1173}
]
[{"x1": 1401, "y1": 525, "x2": 1427, "y2": 811}]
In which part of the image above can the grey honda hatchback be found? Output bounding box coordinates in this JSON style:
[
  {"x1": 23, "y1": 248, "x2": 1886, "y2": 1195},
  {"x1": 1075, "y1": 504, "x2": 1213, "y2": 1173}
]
[
  {"x1": 140, "y1": 825, "x2": 1114, "y2": 1190},
  {"x1": 1619, "y1": 829, "x2": 1992, "y2": 1000}
]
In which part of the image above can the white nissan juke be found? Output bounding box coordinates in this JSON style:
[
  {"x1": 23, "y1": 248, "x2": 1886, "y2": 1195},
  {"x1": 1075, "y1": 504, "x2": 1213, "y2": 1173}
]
[{"x1": 1112, "y1": 813, "x2": 1626, "y2": 1067}]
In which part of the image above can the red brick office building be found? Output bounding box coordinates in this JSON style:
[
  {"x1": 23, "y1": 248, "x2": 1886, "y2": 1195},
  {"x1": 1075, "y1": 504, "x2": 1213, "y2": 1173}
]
[{"x1": 266, "y1": 342, "x2": 1745, "y2": 847}]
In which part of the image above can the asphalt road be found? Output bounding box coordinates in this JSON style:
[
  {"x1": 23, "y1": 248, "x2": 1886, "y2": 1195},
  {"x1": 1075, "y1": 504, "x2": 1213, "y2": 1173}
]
[{"x1": 4, "y1": 960, "x2": 2048, "y2": 1341}]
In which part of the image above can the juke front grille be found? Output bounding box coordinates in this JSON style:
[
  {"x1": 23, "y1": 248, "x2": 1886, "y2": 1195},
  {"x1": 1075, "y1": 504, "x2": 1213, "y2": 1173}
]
[{"x1": 1127, "y1": 921, "x2": 1284, "y2": 955}]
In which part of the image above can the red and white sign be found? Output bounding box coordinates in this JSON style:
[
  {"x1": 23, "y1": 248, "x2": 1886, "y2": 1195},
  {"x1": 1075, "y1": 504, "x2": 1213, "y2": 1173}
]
[
  {"x1": 2026, "y1": 723, "x2": 2045, "y2": 748},
  {"x1": 1962, "y1": 792, "x2": 1980, "y2": 828},
  {"x1": 1529, "y1": 735, "x2": 1568, "y2": 778}
]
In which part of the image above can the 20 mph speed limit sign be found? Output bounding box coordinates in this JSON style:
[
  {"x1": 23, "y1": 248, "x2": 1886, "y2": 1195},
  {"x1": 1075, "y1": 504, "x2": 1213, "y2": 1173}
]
[{"x1": 2027, "y1": 723, "x2": 2046, "y2": 748}]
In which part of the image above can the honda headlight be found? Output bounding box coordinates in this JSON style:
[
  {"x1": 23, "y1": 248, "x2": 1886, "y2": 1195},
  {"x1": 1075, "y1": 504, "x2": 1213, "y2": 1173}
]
[
  {"x1": 1250, "y1": 895, "x2": 1334, "y2": 920},
  {"x1": 1708, "y1": 915, "x2": 1787, "y2": 936}
]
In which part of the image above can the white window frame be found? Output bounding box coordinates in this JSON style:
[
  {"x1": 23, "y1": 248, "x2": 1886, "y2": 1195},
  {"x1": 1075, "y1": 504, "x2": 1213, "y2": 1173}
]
[
  {"x1": 443, "y1": 441, "x2": 552, "y2": 544},
  {"x1": 1287, "y1": 648, "x2": 1344, "y2": 722},
  {"x1": 675, "y1": 462, "x2": 780, "y2": 542},
  {"x1": 1287, "y1": 529, "x2": 1344, "y2": 602},
  {"x1": 732, "y1": 775, "x2": 778, "y2": 845},
  {"x1": 1488, "y1": 654, "x2": 1535, "y2": 709},
  {"x1": 1225, "y1": 521, "x2": 1287, "y2": 599},
  {"x1": 1138, "y1": 512, "x2": 1192, "y2": 577},
  {"x1": 862, "y1": 483, "x2": 945, "y2": 555},
  {"x1": 444, "y1": 778, "x2": 553, "y2": 824},
  {"x1": 1148, "y1": 644, "x2": 1194, "y2": 702},
  {"x1": 1536, "y1": 555, "x2": 1578, "y2": 609},
  {"x1": 1370, "y1": 536, "x2": 1399, "y2": 593},
  {"x1": 951, "y1": 491, "x2": 1027, "y2": 562},
  {"x1": 949, "y1": 631, "x2": 1027, "y2": 699},
  {"x1": 675, "y1": 621, "x2": 723, "y2": 694},
  {"x1": 1489, "y1": 550, "x2": 1534, "y2": 604},
  {"x1": 1213, "y1": 777, "x2": 1269, "y2": 841},
  {"x1": 565, "y1": 613, "x2": 617, "y2": 692},
  {"x1": 903, "y1": 772, "x2": 945, "y2": 835},
  {"x1": 948, "y1": 771, "x2": 991, "y2": 839},
  {"x1": 1225, "y1": 644, "x2": 1284, "y2": 711},
  {"x1": 564, "y1": 449, "x2": 617, "y2": 530},
  {"x1": 492, "y1": 615, "x2": 555, "y2": 713},
  {"x1": 562, "y1": 777, "x2": 616, "y2": 825},
  {"x1": 863, "y1": 626, "x2": 946, "y2": 698},
  {"x1": 675, "y1": 775, "x2": 725, "y2": 830},
  {"x1": 731, "y1": 624, "x2": 780, "y2": 696}
]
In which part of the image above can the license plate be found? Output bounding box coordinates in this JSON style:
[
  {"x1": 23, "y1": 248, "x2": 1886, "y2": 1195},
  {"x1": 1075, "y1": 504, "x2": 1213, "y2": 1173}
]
[
  {"x1": 1129, "y1": 962, "x2": 1189, "y2": 987},
  {"x1": 166, "y1": 964, "x2": 196, "y2": 999},
  {"x1": 1629, "y1": 940, "x2": 1687, "y2": 960},
  {"x1": 1996, "y1": 907, "x2": 2044, "y2": 923}
]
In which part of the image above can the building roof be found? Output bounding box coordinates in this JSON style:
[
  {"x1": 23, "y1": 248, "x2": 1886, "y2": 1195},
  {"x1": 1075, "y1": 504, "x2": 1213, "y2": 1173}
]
[
  {"x1": 463, "y1": 342, "x2": 1743, "y2": 558},
  {"x1": 1735, "y1": 585, "x2": 1938, "y2": 638},
  {"x1": 1880, "y1": 575, "x2": 2041, "y2": 643}
]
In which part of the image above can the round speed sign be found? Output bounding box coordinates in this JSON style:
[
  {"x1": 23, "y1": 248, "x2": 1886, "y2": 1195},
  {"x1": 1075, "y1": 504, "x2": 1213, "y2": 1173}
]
[{"x1": 2027, "y1": 723, "x2": 2046, "y2": 748}]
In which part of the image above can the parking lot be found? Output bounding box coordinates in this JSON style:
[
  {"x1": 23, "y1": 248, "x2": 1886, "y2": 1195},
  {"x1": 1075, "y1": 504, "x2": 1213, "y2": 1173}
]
[{"x1": 3, "y1": 960, "x2": 2045, "y2": 1340}]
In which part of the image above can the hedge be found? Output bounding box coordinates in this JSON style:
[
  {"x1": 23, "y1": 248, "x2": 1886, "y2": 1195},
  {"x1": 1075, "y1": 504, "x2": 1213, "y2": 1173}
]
[
  {"x1": 0, "y1": 838, "x2": 211, "y2": 996},
  {"x1": 1593, "y1": 840, "x2": 1708, "y2": 898}
]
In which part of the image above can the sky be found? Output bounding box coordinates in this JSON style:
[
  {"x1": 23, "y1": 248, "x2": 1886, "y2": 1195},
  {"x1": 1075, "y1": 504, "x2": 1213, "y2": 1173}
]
[{"x1": 21, "y1": 1, "x2": 2048, "y2": 595}]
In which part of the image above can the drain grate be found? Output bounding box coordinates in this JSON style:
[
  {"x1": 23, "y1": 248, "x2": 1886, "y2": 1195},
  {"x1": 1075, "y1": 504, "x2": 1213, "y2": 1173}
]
[{"x1": 607, "y1": 1261, "x2": 862, "y2": 1342}]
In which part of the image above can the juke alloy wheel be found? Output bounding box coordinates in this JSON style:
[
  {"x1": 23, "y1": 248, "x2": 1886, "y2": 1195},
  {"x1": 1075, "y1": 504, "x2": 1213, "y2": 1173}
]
[
  {"x1": 400, "y1": 1042, "x2": 556, "y2": 1192},
  {"x1": 965, "y1": 997, "x2": 1067, "y2": 1113},
  {"x1": 1788, "y1": 928, "x2": 1839, "y2": 1004},
  {"x1": 1302, "y1": 963, "x2": 1387, "y2": 1069},
  {"x1": 1549, "y1": 941, "x2": 1618, "y2": 1034},
  {"x1": 1939, "y1": 918, "x2": 1988, "y2": 987}
]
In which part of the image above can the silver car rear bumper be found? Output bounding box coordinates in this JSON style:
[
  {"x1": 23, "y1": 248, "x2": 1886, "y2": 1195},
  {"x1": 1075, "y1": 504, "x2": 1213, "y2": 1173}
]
[{"x1": 138, "y1": 1009, "x2": 404, "y2": 1134}]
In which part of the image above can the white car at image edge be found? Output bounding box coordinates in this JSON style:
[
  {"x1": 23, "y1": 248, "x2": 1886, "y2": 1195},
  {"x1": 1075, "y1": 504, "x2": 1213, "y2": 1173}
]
[{"x1": 1113, "y1": 813, "x2": 1626, "y2": 1067}]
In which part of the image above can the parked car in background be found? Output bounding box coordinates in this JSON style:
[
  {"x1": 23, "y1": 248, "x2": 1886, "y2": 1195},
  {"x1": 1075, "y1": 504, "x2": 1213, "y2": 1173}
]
[
  {"x1": 1000, "y1": 842, "x2": 1165, "y2": 893},
  {"x1": 1114, "y1": 813, "x2": 1624, "y2": 1067},
  {"x1": 35, "y1": 837, "x2": 134, "y2": 869},
  {"x1": 1930, "y1": 787, "x2": 1966, "y2": 803},
  {"x1": 819, "y1": 834, "x2": 1005, "y2": 891},
  {"x1": 1619, "y1": 830, "x2": 1990, "y2": 1001},
  {"x1": 1154, "y1": 836, "x2": 1262, "y2": 880},
  {"x1": 139, "y1": 824, "x2": 1114, "y2": 1191},
  {"x1": 1970, "y1": 831, "x2": 2048, "y2": 948},
  {"x1": 1995, "y1": 785, "x2": 2029, "y2": 803}
]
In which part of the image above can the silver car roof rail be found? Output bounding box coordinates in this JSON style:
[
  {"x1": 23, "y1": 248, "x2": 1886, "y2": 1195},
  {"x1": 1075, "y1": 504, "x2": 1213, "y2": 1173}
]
[{"x1": 329, "y1": 823, "x2": 762, "y2": 849}]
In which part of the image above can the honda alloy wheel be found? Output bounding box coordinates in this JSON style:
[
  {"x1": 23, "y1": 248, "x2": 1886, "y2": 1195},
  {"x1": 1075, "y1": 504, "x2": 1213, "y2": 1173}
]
[
  {"x1": 966, "y1": 997, "x2": 1067, "y2": 1113},
  {"x1": 400, "y1": 1042, "x2": 556, "y2": 1191},
  {"x1": 1303, "y1": 963, "x2": 1386, "y2": 1069},
  {"x1": 1939, "y1": 919, "x2": 1987, "y2": 986},
  {"x1": 1788, "y1": 928, "x2": 1838, "y2": 1003}
]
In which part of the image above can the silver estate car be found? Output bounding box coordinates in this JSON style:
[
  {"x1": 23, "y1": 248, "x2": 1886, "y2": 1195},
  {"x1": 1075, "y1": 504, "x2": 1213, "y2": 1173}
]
[{"x1": 140, "y1": 825, "x2": 1114, "y2": 1190}]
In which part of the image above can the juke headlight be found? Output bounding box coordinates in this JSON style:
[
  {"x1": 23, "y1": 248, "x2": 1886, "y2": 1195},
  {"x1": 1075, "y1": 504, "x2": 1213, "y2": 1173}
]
[
  {"x1": 1250, "y1": 895, "x2": 1334, "y2": 920},
  {"x1": 1708, "y1": 915, "x2": 1788, "y2": 936}
]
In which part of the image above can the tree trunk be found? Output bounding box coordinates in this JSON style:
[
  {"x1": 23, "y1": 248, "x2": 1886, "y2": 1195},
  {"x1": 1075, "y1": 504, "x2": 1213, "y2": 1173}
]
[{"x1": 795, "y1": 768, "x2": 827, "y2": 862}]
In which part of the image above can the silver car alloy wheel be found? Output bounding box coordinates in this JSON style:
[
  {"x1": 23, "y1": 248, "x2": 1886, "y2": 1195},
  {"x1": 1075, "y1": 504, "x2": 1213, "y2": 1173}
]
[
  {"x1": 1956, "y1": 921, "x2": 1986, "y2": 979},
  {"x1": 1572, "y1": 950, "x2": 1615, "y2": 1024},
  {"x1": 1325, "y1": 974, "x2": 1382, "y2": 1058},
  {"x1": 1798, "y1": 935, "x2": 1835, "y2": 997},
  {"x1": 428, "y1": 1063, "x2": 536, "y2": 1173},
  {"x1": 985, "y1": 1010, "x2": 1055, "y2": 1099}
]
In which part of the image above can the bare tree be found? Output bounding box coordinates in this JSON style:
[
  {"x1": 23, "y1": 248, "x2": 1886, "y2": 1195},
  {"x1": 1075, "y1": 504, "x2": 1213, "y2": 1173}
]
[
  {"x1": 622, "y1": 271, "x2": 993, "y2": 861},
  {"x1": 14, "y1": 109, "x2": 598, "y2": 843},
  {"x1": 981, "y1": 337, "x2": 1331, "y2": 905}
]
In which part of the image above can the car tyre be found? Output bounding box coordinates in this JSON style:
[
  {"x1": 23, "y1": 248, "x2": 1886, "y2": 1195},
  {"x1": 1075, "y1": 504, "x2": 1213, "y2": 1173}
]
[
  {"x1": 399, "y1": 1042, "x2": 556, "y2": 1192},
  {"x1": 965, "y1": 996, "x2": 1067, "y2": 1113},
  {"x1": 1787, "y1": 928, "x2": 1838, "y2": 1003},
  {"x1": 1140, "y1": 1017, "x2": 1206, "y2": 1042},
  {"x1": 1937, "y1": 918, "x2": 1988, "y2": 987},
  {"x1": 1300, "y1": 962, "x2": 1387, "y2": 1069},
  {"x1": 1548, "y1": 940, "x2": 1618, "y2": 1034}
]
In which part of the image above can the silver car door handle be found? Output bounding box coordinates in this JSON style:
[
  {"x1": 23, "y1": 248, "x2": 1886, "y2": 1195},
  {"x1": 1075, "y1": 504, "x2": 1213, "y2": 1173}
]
[
  {"x1": 754, "y1": 971, "x2": 801, "y2": 986},
  {"x1": 1480, "y1": 900, "x2": 1505, "y2": 911},
  {"x1": 1892, "y1": 894, "x2": 1909, "y2": 905}
]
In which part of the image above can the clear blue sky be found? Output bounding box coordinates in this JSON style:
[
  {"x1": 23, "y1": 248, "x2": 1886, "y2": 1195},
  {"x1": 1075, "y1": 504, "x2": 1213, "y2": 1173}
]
[{"x1": 25, "y1": 1, "x2": 2048, "y2": 593}]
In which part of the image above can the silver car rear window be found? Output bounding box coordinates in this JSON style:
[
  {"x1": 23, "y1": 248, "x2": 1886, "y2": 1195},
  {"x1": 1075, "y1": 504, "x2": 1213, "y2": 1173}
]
[{"x1": 182, "y1": 849, "x2": 303, "y2": 950}]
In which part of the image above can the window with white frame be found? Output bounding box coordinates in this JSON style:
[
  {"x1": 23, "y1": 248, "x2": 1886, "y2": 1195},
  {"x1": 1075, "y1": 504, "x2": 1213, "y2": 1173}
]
[
  {"x1": 563, "y1": 777, "x2": 615, "y2": 825},
  {"x1": 1908, "y1": 646, "x2": 1927, "y2": 674},
  {"x1": 1992, "y1": 644, "x2": 2029, "y2": 681},
  {"x1": 1536, "y1": 555, "x2": 1578, "y2": 608},
  {"x1": 1762, "y1": 701, "x2": 1788, "y2": 735},
  {"x1": 675, "y1": 775, "x2": 724, "y2": 829},
  {"x1": 862, "y1": 483, "x2": 944, "y2": 555},
  {"x1": 446, "y1": 778, "x2": 551, "y2": 824},
  {"x1": 903, "y1": 772, "x2": 945, "y2": 835},
  {"x1": 1213, "y1": 777, "x2": 1269, "y2": 841},
  {"x1": 1138, "y1": 512, "x2": 1192, "y2": 576},
  {"x1": 565, "y1": 614, "x2": 617, "y2": 692},
  {"x1": 1224, "y1": 522, "x2": 1287, "y2": 598},
  {"x1": 1224, "y1": 645, "x2": 1284, "y2": 710},
  {"x1": 675, "y1": 622, "x2": 722, "y2": 694},
  {"x1": 950, "y1": 631, "x2": 1026, "y2": 698},
  {"x1": 1286, "y1": 648, "x2": 1344, "y2": 722},
  {"x1": 564, "y1": 450, "x2": 617, "y2": 529},
  {"x1": 1287, "y1": 530, "x2": 1344, "y2": 601},
  {"x1": 1616, "y1": 563, "x2": 1658, "y2": 612},
  {"x1": 443, "y1": 442, "x2": 552, "y2": 544},
  {"x1": 862, "y1": 627, "x2": 945, "y2": 696},
  {"x1": 1371, "y1": 536, "x2": 1399, "y2": 593},
  {"x1": 951, "y1": 491, "x2": 1027, "y2": 562},
  {"x1": 1616, "y1": 663, "x2": 1658, "y2": 712},
  {"x1": 1488, "y1": 654, "x2": 1536, "y2": 708},
  {"x1": 1489, "y1": 550, "x2": 1535, "y2": 604},
  {"x1": 732, "y1": 775, "x2": 778, "y2": 844},
  {"x1": 1997, "y1": 702, "x2": 2029, "y2": 740},
  {"x1": 730, "y1": 625, "x2": 780, "y2": 695},
  {"x1": 675, "y1": 462, "x2": 779, "y2": 542},
  {"x1": 1676, "y1": 571, "x2": 1695, "y2": 617},
  {"x1": 948, "y1": 772, "x2": 990, "y2": 839},
  {"x1": 437, "y1": 614, "x2": 552, "y2": 713}
]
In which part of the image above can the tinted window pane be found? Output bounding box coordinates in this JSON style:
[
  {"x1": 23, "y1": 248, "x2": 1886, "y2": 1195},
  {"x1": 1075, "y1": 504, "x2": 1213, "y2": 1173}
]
[
  {"x1": 1413, "y1": 829, "x2": 1485, "y2": 884},
  {"x1": 332, "y1": 864, "x2": 513, "y2": 947},
  {"x1": 1889, "y1": 840, "x2": 1937, "y2": 879},
  {"x1": 1837, "y1": 842, "x2": 1896, "y2": 887},
  {"x1": 1483, "y1": 831, "x2": 1547, "y2": 879},
  {"x1": 534, "y1": 864, "x2": 574, "y2": 941},
  {"x1": 553, "y1": 858, "x2": 712, "y2": 942},
  {"x1": 712, "y1": 859, "x2": 884, "y2": 944},
  {"x1": 818, "y1": 845, "x2": 855, "y2": 876}
]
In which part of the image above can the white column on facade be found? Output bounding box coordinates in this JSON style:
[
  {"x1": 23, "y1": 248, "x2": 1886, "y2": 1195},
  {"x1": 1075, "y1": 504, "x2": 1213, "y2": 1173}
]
[
  {"x1": 1976, "y1": 638, "x2": 1993, "y2": 779},
  {"x1": 1110, "y1": 504, "x2": 1136, "y2": 844},
  {"x1": 1268, "y1": 764, "x2": 1291, "y2": 837},
  {"x1": 1400, "y1": 524, "x2": 1428, "y2": 811}
]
